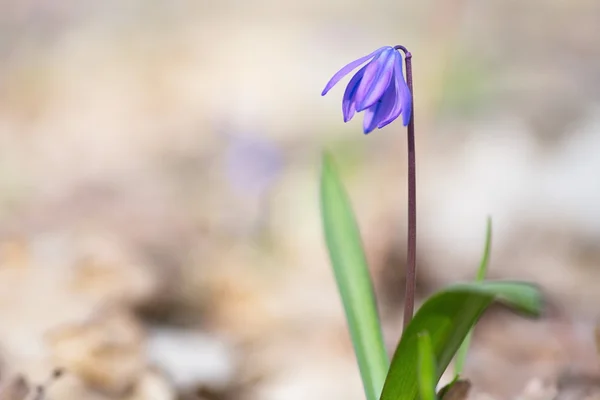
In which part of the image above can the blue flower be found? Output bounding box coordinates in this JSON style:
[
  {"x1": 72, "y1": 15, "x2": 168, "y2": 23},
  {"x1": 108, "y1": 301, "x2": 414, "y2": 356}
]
[{"x1": 321, "y1": 46, "x2": 412, "y2": 134}]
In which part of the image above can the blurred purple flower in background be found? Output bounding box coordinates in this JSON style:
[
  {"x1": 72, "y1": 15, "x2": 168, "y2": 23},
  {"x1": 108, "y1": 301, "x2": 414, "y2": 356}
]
[
  {"x1": 321, "y1": 46, "x2": 412, "y2": 134},
  {"x1": 223, "y1": 131, "x2": 284, "y2": 240},
  {"x1": 225, "y1": 132, "x2": 284, "y2": 199}
]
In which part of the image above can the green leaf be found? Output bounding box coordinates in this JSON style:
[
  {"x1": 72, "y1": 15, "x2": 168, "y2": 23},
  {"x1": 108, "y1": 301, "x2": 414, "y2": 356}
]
[
  {"x1": 320, "y1": 152, "x2": 389, "y2": 400},
  {"x1": 454, "y1": 217, "x2": 493, "y2": 376},
  {"x1": 475, "y1": 217, "x2": 493, "y2": 281},
  {"x1": 417, "y1": 331, "x2": 438, "y2": 400},
  {"x1": 379, "y1": 281, "x2": 542, "y2": 400}
]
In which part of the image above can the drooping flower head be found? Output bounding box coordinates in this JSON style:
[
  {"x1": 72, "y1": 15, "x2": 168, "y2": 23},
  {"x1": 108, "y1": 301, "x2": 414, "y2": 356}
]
[{"x1": 321, "y1": 46, "x2": 412, "y2": 134}]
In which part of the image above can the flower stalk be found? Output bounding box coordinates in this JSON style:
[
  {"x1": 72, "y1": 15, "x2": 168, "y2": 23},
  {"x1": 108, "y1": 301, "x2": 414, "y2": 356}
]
[{"x1": 394, "y1": 45, "x2": 417, "y2": 329}]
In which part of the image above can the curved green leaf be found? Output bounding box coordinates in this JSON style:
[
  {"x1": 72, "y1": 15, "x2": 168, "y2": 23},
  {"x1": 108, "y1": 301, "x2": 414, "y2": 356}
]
[
  {"x1": 380, "y1": 281, "x2": 542, "y2": 400},
  {"x1": 320, "y1": 152, "x2": 388, "y2": 400},
  {"x1": 417, "y1": 331, "x2": 438, "y2": 400}
]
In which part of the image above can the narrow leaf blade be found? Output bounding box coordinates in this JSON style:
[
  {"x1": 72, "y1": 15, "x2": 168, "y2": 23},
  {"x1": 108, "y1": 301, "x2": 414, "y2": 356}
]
[
  {"x1": 454, "y1": 216, "x2": 493, "y2": 376},
  {"x1": 476, "y1": 216, "x2": 493, "y2": 281},
  {"x1": 320, "y1": 152, "x2": 389, "y2": 400}
]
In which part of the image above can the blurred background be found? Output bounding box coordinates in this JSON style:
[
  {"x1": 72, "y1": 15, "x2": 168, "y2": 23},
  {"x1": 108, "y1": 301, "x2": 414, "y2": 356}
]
[{"x1": 0, "y1": 0, "x2": 599, "y2": 399}]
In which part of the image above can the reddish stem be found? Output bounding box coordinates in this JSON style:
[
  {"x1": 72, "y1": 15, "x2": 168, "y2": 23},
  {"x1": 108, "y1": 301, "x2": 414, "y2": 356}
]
[{"x1": 395, "y1": 46, "x2": 417, "y2": 329}]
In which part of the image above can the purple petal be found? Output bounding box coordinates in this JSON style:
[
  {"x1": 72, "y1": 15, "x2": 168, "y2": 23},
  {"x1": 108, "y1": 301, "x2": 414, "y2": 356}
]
[
  {"x1": 398, "y1": 69, "x2": 412, "y2": 127},
  {"x1": 396, "y1": 54, "x2": 412, "y2": 126},
  {"x1": 362, "y1": 105, "x2": 378, "y2": 134},
  {"x1": 377, "y1": 52, "x2": 404, "y2": 128},
  {"x1": 355, "y1": 48, "x2": 396, "y2": 111},
  {"x1": 321, "y1": 46, "x2": 388, "y2": 96},
  {"x1": 341, "y1": 64, "x2": 368, "y2": 122},
  {"x1": 362, "y1": 83, "x2": 397, "y2": 134},
  {"x1": 373, "y1": 82, "x2": 397, "y2": 128}
]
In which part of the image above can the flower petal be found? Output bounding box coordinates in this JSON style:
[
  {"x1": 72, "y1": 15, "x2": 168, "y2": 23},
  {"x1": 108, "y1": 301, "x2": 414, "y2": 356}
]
[
  {"x1": 321, "y1": 46, "x2": 388, "y2": 96},
  {"x1": 341, "y1": 64, "x2": 368, "y2": 122},
  {"x1": 355, "y1": 48, "x2": 396, "y2": 111},
  {"x1": 379, "y1": 52, "x2": 412, "y2": 127},
  {"x1": 399, "y1": 71, "x2": 412, "y2": 127},
  {"x1": 377, "y1": 52, "x2": 403, "y2": 128},
  {"x1": 372, "y1": 81, "x2": 397, "y2": 128},
  {"x1": 362, "y1": 105, "x2": 378, "y2": 134},
  {"x1": 362, "y1": 83, "x2": 397, "y2": 134}
]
